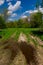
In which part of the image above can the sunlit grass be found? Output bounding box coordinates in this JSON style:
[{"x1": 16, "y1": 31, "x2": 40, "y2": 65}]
[{"x1": 0, "y1": 28, "x2": 42, "y2": 42}]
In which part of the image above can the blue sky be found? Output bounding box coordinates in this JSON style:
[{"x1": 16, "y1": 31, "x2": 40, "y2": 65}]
[{"x1": 0, "y1": 0, "x2": 42, "y2": 21}]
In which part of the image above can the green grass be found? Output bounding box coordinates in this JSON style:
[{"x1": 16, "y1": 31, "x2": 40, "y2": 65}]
[
  {"x1": 31, "y1": 38, "x2": 39, "y2": 47},
  {"x1": 31, "y1": 30, "x2": 43, "y2": 41},
  {"x1": 0, "y1": 28, "x2": 17, "y2": 41},
  {"x1": 39, "y1": 35, "x2": 43, "y2": 41},
  {"x1": 0, "y1": 28, "x2": 43, "y2": 65},
  {"x1": 0, "y1": 28, "x2": 42, "y2": 42}
]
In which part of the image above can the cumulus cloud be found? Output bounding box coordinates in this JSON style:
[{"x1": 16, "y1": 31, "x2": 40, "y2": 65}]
[
  {"x1": 21, "y1": 7, "x2": 43, "y2": 20},
  {"x1": 8, "y1": 2, "x2": 12, "y2": 5},
  {"x1": 8, "y1": 18, "x2": 13, "y2": 21},
  {"x1": 21, "y1": 15, "x2": 27, "y2": 19},
  {"x1": 28, "y1": 10, "x2": 38, "y2": 14},
  {"x1": 23, "y1": 7, "x2": 43, "y2": 16},
  {"x1": 0, "y1": 0, "x2": 4, "y2": 5},
  {"x1": 23, "y1": 10, "x2": 38, "y2": 15},
  {"x1": 29, "y1": 7, "x2": 43, "y2": 14},
  {"x1": 39, "y1": 7, "x2": 43, "y2": 14},
  {"x1": 8, "y1": 13, "x2": 17, "y2": 21},
  {"x1": 7, "y1": 10, "x2": 12, "y2": 14},
  {"x1": 11, "y1": 13, "x2": 17, "y2": 17},
  {"x1": 7, "y1": 0, "x2": 21, "y2": 18},
  {"x1": 8, "y1": 1, "x2": 21, "y2": 12},
  {"x1": 0, "y1": 0, "x2": 21, "y2": 21}
]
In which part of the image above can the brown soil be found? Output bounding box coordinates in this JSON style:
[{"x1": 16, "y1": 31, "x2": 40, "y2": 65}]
[
  {"x1": 37, "y1": 46, "x2": 43, "y2": 65},
  {"x1": 0, "y1": 33, "x2": 43, "y2": 65},
  {"x1": 18, "y1": 33, "x2": 27, "y2": 43},
  {"x1": 17, "y1": 41, "x2": 38, "y2": 65},
  {"x1": 30, "y1": 35, "x2": 43, "y2": 46},
  {"x1": 30, "y1": 35, "x2": 43, "y2": 65}
]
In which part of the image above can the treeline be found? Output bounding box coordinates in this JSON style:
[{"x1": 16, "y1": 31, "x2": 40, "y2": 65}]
[
  {"x1": 0, "y1": 12, "x2": 43, "y2": 29},
  {"x1": 6, "y1": 19, "x2": 30, "y2": 28}
]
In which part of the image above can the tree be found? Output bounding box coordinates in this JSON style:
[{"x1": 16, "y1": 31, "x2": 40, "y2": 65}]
[
  {"x1": 39, "y1": 0, "x2": 43, "y2": 32},
  {"x1": 3, "y1": 9, "x2": 8, "y2": 21},
  {"x1": 3, "y1": 8, "x2": 10, "y2": 22},
  {"x1": 0, "y1": 15, "x2": 6, "y2": 29},
  {"x1": 17, "y1": 19, "x2": 23, "y2": 28},
  {"x1": 17, "y1": 19, "x2": 29, "y2": 28},
  {"x1": 41, "y1": 0, "x2": 43, "y2": 7},
  {"x1": 36, "y1": 0, "x2": 40, "y2": 10},
  {"x1": 30, "y1": 12, "x2": 42, "y2": 28},
  {"x1": 39, "y1": 19, "x2": 43, "y2": 32}
]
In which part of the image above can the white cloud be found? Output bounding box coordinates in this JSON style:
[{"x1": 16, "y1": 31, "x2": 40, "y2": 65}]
[
  {"x1": 23, "y1": 7, "x2": 43, "y2": 15},
  {"x1": 0, "y1": 0, "x2": 4, "y2": 5},
  {"x1": 8, "y1": 18, "x2": 13, "y2": 21},
  {"x1": 8, "y1": 1, "x2": 21, "y2": 12},
  {"x1": 39, "y1": 7, "x2": 43, "y2": 14},
  {"x1": 8, "y1": 13, "x2": 17, "y2": 21},
  {"x1": 7, "y1": 1, "x2": 21, "y2": 17},
  {"x1": 7, "y1": 10, "x2": 12, "y2": 14},
  {"x1": 7, "y1": 10, "x2": 17, "y2": 17},
  {"x1": 33, "y1": 10, "x2": 38, "y2": 13},
  {"x1": 8, "y1": 2, "x2": 12, "y2": 5},
  {"x1": 11, "y1": 13, "x2": 17, "y2": 17},
  {"x1": 21, "y1": 7, "x2": 43, "y2": 20},
  {"x1": 27, "y1": 10, "x2": 33, "y2": 14},
  {"x1": 23, "y1": 10, "x2": 38, "y2": 15},
  {"x1": 7, "y1": 1, "x2": 21, "y2": 21},
  {"x1": 21, "y1": 15, "x2": 27, "y2": 19},
  {"x1": 28, "y1": 10, "x2": 38, "y2": 14}
]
